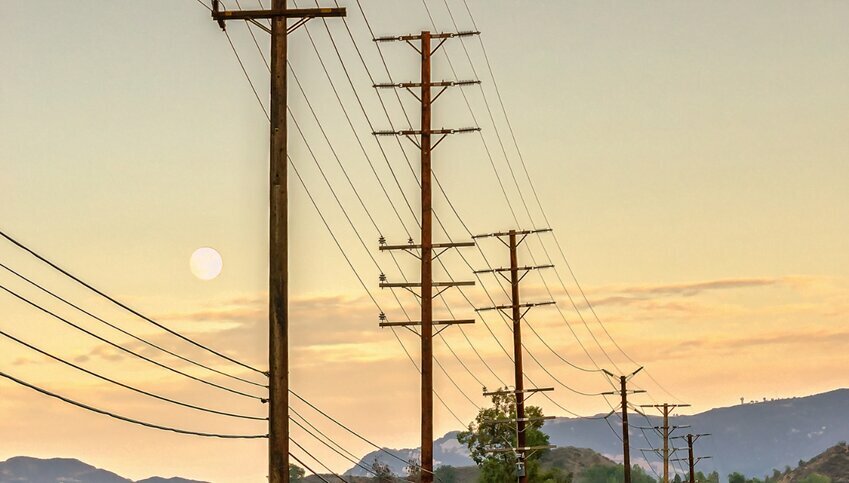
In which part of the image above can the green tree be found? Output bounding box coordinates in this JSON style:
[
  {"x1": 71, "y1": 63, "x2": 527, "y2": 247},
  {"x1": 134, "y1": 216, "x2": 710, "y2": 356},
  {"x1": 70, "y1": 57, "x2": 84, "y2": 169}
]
[
  {"x1": 695, "y1": 471, "x2": 720, "y2": 483},
  {"x1": 458, "y1": 391, "x2": 551, "y2": 483},
  {"x1": 434, "y1": 465, "x2": 459, "y2": 483},
  {"x1": 729, "y1": 473, "x2": 747, "y2": 483},
  {"x1": 289, "y1": 464, "x2": 305, "y2": 482}
]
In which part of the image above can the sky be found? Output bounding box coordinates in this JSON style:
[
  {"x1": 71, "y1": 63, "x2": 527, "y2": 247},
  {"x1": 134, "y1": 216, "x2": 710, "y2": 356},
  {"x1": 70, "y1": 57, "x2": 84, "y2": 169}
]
[{"x1": 1, "y1": 0, "x2": 848, "y2": 481}]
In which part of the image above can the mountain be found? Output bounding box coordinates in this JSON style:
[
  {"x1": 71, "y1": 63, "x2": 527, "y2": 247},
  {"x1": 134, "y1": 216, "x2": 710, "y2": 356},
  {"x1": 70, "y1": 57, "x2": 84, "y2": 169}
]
[
  {"x1": 346, "y1": 446, "x2": 614, "y2": 482},
  {"x1": 0, "y1": 456, "x2": 207, "y2": 483},
  {"x1": 779, "y1": 442, "x2": 849, "y2": 483},
  {"x1": 349, "y1": 388, "x2": 849, "y2": 479}
]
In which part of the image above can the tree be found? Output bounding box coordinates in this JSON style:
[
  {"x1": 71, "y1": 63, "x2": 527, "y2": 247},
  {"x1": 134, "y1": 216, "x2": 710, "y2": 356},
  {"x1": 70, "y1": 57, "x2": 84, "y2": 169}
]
[
  {"x1": 289, "y1": 464, "x2": 305, "y2": 482},
  {"x1": 372, "y1": 457, "x2": 394, "y2": 483},
  {"x1": 434, "y1": 465, "x2": 459, "y2": 483},
  {"x1": 405, "y1": 456, "x2": 421, "y2": 482},
  {"x1": 729, "y1": 473, "x2": 747, "y2": 483},
  {"x1": 457, "y1": 391, "x2": 551, "y2": 482}
]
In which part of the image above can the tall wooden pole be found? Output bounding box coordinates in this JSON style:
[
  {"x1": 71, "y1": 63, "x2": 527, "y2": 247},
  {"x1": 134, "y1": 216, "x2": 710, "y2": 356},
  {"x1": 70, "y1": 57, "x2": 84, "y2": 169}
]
[
  {"x1": 621, "y1": 376, "x2": 632, "y2": 483},
  {"x1": 508, "y1": 230, "x2": 528, "y2": 483},
  {"x1": 687, "y1": 434, "x2": 695, "y2": 483},
  {"x1": 419, "y1": 30, "x2": 434, "y2": 483},
  {"x1": 663, "y1": 403, "x2": 670, "y2": 483},
  {"x1": 268, "y1": 0, "x2": 289, "y2": 481}
]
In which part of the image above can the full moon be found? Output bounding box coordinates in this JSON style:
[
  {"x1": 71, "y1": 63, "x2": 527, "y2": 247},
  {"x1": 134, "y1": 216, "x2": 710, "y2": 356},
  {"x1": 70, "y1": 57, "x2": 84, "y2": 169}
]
[{"x1": 190, "y1": 247, "x2": 223, "y2": 281}]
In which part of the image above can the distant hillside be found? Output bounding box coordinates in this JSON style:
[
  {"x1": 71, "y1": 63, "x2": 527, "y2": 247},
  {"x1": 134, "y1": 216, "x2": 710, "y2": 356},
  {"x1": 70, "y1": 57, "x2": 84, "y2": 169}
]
[
  {"x1": 0, "y1": 456, "x2": 206, "y2": 483},
  {"x1": 538, "y1": 446, "x2": 616, "y2": 475},
  {"x1": 345, "y1": 446, "x2": 614, "y2": 482},
  {"x1": 349, "y1": 388, "x2": 849, "y2": 478},
  {"x1": 779, "y1": 442, "x2": 849, "y2": 483}
]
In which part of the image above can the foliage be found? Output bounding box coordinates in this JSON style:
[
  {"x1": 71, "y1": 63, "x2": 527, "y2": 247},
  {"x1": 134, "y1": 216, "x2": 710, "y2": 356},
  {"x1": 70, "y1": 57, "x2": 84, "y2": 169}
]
[
  {"x1": 458, "y1": 391, "x2": 551, "y2": 483},
  {"x1": 289, "y1": 464, "x2": 305, "y2": 482},
  {"x1": 694, "y1": 470, "x2": 720, "y2": 483},
  {"x1": 433, "y1": 465, "x2": 459, "y2": 483},
  {"x1": 371, "y1": 457, "x2": 395, "y2": 483},
  {"x1": 405, "y1": 456, "x2": 421, "y2": 482},
  {"x1": 576, "y1": 464, "x2": 655, "y2": 483}
]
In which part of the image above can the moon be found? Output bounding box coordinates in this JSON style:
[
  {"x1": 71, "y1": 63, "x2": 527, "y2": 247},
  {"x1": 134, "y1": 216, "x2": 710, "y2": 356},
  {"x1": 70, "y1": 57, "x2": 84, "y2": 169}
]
[{"x1": 190, "y1": 247, "x2": 223, "y2": 281}]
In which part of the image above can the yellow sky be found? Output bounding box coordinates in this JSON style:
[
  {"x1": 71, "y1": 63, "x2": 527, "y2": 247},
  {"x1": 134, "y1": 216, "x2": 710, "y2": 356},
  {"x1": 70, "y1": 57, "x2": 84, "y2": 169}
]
[{"x1": 1, "y1": 0, "x2": 848, "y2": 482}]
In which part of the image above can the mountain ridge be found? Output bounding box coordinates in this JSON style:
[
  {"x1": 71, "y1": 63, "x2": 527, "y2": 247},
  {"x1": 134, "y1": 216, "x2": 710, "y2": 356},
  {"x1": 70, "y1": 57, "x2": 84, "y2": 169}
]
[
  {"x1": 349, "y1": 388, "x2": 849, "y2": 478},
  {"x1": 0, "y1": 456, "x2": 207, "y2": 483}
]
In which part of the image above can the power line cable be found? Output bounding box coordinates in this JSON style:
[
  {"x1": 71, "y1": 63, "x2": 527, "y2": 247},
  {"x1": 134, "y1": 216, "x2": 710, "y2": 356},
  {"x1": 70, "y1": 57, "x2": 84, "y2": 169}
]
[
  {"x1": 0, "y1": 327, "x2": 266, "y2": 421},
  {"x1": 0, "y1": 370, "x2": 267, "y2": 439},
  {"x1": 0, "y1": 261, "x2": 267, "y2": 389},
  {"x1": 290, "y1": 438, "x2": 345, "y2": 482},
  {"x1": 0, "y1": 283, "x2": 265, "y2": 401},
  {"x1": 457, "y1": 0, "x2": 684, "y2": 403},
  {"x1": 0, "y1": 229, "x2": 265, "y2": 376},
  {"x1": 290, "y1": 452, "x2": 333, "y2": 483}
]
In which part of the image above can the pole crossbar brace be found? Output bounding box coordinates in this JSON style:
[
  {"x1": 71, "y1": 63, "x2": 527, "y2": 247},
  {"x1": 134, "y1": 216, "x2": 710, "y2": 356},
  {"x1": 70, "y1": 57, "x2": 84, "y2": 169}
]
[
  {"x1": 483, "y1": 416, "x2": 555, "y2": 425},
  {"x1": 483, "y1": 387, "x2": 554, "y2": 397},
  {"x1": 379, "y1": 320, "x2": 475, "y2": 327},
  {"x1": 211, "y1": 1, "x2": 345, "y2": 32},
  {"x1": 475, "y1": 264, "x2": 554, "y2": 274},
  {"x1": 485, "y1": 445, "x2": 556, "y2": 453},
  {"x1": 477, "y1": 301, "x2": 555, "y2": 312},
  {"x1": 373, "y1": 31, "x2": 480, "y2": 42},
  {"x1": 380, "y1": 241, "x2": 475, "y2": 250},
  {"x1": 380, "y1": 281, "x2": 475, "y2": 288},
  {"x1": 374, "y1": 80, "x2": 480, "y2": 89},
  {"x1": 473, "y1": 228, "x2": 552, "y2": 239},
  {"x1": 373, "y1": 128, "x2": 480, "y2": 136}
]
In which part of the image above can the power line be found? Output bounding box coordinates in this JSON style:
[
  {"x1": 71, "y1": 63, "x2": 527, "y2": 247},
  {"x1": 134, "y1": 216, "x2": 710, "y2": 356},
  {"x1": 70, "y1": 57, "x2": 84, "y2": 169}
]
[
  {"x1": 290, "y1": 438, "x2": 345, "y2": 483},
  {"x1": 288, "y1": 156, "x2": 467, "y2": 427},
  {"x1": 0, "y1": 261, "x2": 267, "y2": 389},
  {"x1": 290, "y1": 452, "x2": 333, "y2": 483},
  {"x1": 0, "y1": 370, "x2": 266, "y2": 439},
  {"x1": 0, "y1": 283, "x2": 265, "y2": 401},
  {"x1": 219, "y1": 0, "x2": 617, "y2": 429},
  {"x1": 0, "y1": 326, "x2": 266, "y2": 421},
  {"x1": 0, "y1": 229, "x2": 265, "y2": 376},
  {"x1": 456, "y1": 0, "x2": 684, "y2": 402}
]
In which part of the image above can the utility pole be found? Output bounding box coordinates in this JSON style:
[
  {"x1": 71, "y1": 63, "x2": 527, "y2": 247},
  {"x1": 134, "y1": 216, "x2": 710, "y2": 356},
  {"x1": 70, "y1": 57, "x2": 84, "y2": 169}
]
[
  {"x1": 474, "y1": 229, "x2": 557, "y2": 482},
  {"x1": 374, "y1": 29, "x2": 480, "y2": 483},
  {"x1": 210, "y1": 3, "x2": 345, "y2": 482},
  {"x1": 601, "y1": 368, "x2": 644, "y2": 483},
  {"x1": 640, "y1": 403, "x2": 691, "y2": 483},
  {"x1": 672, "y1": 433, "x2": 711, "y2": 483}
]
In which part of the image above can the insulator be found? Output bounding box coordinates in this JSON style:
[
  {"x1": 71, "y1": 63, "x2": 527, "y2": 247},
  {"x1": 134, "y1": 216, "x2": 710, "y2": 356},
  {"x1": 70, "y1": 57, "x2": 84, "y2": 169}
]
[
  {"x1": 379, "y1": 273, "x2": 387, "y2": 282},
  {"x1": 378, "y1": 235, "x2": 386, "y2": 245}
]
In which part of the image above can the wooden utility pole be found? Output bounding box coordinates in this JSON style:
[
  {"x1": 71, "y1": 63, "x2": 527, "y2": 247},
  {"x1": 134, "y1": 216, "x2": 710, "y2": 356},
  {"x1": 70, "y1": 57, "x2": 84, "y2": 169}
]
[
  {"x1": 640, "y1": 403, "x2": 691, "y2": 483},
  {"x1": 210, "y1": 3, "x2": 345, "y2": 482},
  {"x1": 621, "y1": 376, "x2": 632, "y2": 483},
  {"x1": 672, "y1": 433, "x2": 711, "y2": 483},
  {"x1": 374, "y1": 29, "x2": 480, "y2": 483},
  {"x1": 602, "y1": 368, "x2": 644, "y2": 483},
  {"x1": 475, "y1": 229, "x2": 556, "y2": 482}
]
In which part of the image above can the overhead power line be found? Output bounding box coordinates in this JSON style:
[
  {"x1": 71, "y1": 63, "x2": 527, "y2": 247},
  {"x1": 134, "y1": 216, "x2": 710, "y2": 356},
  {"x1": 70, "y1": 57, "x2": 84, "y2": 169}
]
[
  {"x1": 0, "y1": 261, "x2": 266, "y2": 390},
  {"x1": 0, "y1": 326, "x2": 266, "y2": 421},
  {"x1": 0, "y1": 283, "x2": 265, "y2": 401},
  {"x1": 0, "y1": 370, "x2": 267, "y2": 439},
  {"x1": 0, "y1": 229, "x2": 265, "y2": 376}
]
